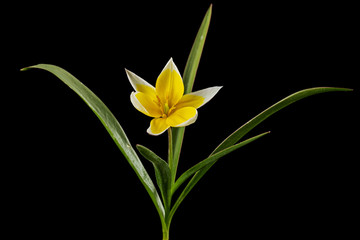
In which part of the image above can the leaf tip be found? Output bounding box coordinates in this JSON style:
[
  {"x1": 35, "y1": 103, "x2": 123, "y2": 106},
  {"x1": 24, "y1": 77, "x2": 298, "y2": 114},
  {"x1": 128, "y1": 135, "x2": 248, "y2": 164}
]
[
  {"x1": 207, "y1": 3, "x2": 213, "y2": 16},
  {"x1": 334, "y1": 87, "x2": 353, "y2": 92},
  {"x1": 20, "y1": 67, "x2": 30, "y2": 72},
  {"x1": 20, "y1": 64, "x2": 41, "y2": 72},
  {"x1": 259, "y1": 131, "x2": 271, "y2": 138}
]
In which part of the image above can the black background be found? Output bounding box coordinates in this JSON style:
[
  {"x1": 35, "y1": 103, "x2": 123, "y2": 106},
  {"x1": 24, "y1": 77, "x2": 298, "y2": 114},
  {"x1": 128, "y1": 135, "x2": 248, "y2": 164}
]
[{"x1": 4, "y1": 0, "x2": 358, "y2": 239}]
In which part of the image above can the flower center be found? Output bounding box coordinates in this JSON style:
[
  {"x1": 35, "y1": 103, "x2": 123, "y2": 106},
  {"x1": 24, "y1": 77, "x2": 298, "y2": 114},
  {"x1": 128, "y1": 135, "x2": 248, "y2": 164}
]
[
  {"x1": 156, "y1": 95, "x2": 175, "y2": 118},
  {"x1": 161, "y1": 101, "x2": 175, "y2": 118},
  {"x1": 164, "y1": 103, "x2": 170, "y2": 115}
]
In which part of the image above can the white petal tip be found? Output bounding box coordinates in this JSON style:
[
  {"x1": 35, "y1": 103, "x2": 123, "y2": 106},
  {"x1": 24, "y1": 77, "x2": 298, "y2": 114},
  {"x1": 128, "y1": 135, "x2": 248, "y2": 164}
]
[
  {"x1": 161, "y1": 58, "x2": 180, "y2": 76},
  {"x1": 126, "y1": 69, "x2": 154, "y2": 92},
  {"x1": 146, "y1": 126, "x2": 168, "y2": 136},
  {"x1": 189, "y1": 86, "x2": 223, "y2": 108},
  {"x1": 124, "y1": 68, "x2": 132, "y2": 75}
]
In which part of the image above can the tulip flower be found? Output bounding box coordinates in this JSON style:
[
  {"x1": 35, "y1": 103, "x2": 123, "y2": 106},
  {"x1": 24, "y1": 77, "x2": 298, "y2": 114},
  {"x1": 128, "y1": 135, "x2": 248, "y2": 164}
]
[
  {"x1": 126, "y1": 58, "x2": 222, "y2": 135},
  {"x1": 21, "y1": 4, "x2": 351, "y2": 240}
]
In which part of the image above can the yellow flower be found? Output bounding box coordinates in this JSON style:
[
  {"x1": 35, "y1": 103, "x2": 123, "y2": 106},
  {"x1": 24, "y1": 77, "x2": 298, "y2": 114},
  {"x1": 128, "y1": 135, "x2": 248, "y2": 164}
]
[{"x1": 126, "y1": 58, "x2": 222, "y2": 136}]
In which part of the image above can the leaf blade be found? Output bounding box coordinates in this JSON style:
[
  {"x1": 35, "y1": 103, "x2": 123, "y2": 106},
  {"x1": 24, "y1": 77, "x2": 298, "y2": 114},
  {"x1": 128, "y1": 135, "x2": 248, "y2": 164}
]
[
  {"x1": 137, "y1": 145, "x2": 172, "y2": 212},
  {"x1": 183, "y1": 4, "x2": 212, "y2": 94},
  {"x1": 212, "y1": 87, "x2": 353, "y2": 154},
  {"x1": 172, "y1": 131, "x2": 270, "y2": 195},
  {"x1": 22, "y1": 64, "x2": 165, "y2": 220},
  {"x1": 171, "y1": 4, "x2": 212, "y2": 183},
  {"x1": 169, "y1": 132, "x2": 269, "y2": 223},
  {"x1": 170, "y1": 86, "x2": 352, "y2": 223}
]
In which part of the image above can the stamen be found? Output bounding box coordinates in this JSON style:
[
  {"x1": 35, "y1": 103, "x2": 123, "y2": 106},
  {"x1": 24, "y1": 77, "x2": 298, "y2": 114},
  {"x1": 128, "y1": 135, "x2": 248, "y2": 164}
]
[
  {"x1": 168, "y1": 106, "x2": 176, "y2": 116},
  {"x1": 153, "y1": 98, "x2": 161, "y2": 107}
]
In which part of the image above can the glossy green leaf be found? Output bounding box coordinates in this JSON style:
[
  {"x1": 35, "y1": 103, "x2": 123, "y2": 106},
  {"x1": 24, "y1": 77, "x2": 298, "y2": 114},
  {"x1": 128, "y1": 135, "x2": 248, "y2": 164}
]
[
  {"x1": 171, "y1": 4, "x2": 212, "y2": 183},
  {"x1": 136, "y1": 145, "x2": 172, "y2": 211},
  {"x1": 172, "y1": 131, "x2": 270, "y2": 195},
  {"x1": 183, "y1": 4, "x2": 212, "y2": 94},
  {"x1": 212, "y1": 87, "x2": 353, "y2": 154},
  {"x1": 21, "y1": 64, "x2": 165, "y2": 221},
  {"x1": 169, "y1": 132, "x2": 269, "y2": 223},
  {"x1": 170, "y1": 86, "x2": 352, "y2": 223}
]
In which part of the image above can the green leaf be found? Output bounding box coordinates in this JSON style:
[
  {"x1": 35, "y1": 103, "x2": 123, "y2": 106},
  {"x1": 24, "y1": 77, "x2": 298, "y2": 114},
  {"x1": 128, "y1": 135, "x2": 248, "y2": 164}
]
[
  {"x1": 170, "y1": 86, "x2": 352, "y2": 223},
  {"x1": 136, "y1": 145, "x2": 172, "y2": 212},
  {"x1": 172, "y1": 131, "x2": 270, "y2": 195},
  {"x1": 183, "y1": 4, "x2": 212, "y2": 94},
  {"x1": 21, "y1": 64, "x2": 165, "y2": 221},
  {"x1": 171, "y1": 4, "x2": 212, "y2": 183},
  {"x1": 212, "y1": 87, "x2": 353, "y2": 154}
]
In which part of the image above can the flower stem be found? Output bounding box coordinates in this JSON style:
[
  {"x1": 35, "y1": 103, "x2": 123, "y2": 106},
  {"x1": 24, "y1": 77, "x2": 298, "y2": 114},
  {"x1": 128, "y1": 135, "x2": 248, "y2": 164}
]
[
  {"x1": 168, "y1": 128, "x2": 174, "y2": 182},
  {"x1": 165, "y1": 129, "x2": 175, "y2": 240},
  {"x1": 162, "y1": 226, "x2": 170, "y2": 240}
]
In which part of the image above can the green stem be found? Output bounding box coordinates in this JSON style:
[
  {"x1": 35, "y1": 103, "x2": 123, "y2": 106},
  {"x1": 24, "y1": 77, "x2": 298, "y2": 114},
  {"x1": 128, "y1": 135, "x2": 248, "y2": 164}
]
[
  {"x1": 168, "y1": 128, "x2": 176, "y2": 184},
  {"x1": 162, "y1": 226, "x2": 169, "y2": 240},
  {"x1": 165, "y1": 128, "x2": 176, "y2": 240},
  {"x1": 171, "y1": 127, "x2": 184, "y2": 181}
]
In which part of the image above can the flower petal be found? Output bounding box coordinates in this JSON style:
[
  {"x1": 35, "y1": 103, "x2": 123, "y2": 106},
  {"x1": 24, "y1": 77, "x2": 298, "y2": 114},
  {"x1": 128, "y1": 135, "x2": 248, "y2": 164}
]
[
  {"x1": 125, "y1": 69, "x2": 156, "y2": 96},
  {"x1": 131, "y1": 92, "x2": 162, "y2": 118},
  {"x1": 130, "y1": 92, "x2": 151, "y2": 117},
  {"x1": 147, "y1": 118, "x2": 169, "y2": 136},
  {"x1": 155, "y1": 58, "x2": 184, "y2": 108},
  {"x1": 166, "y1": 107, "x2": 198, "y2": 127},
  {"x1": 176, "y1": 86, "x2": 222, "y2": 109},
  {"x1": 175, "y1": 94, "x2": 204, "y2": 109}
]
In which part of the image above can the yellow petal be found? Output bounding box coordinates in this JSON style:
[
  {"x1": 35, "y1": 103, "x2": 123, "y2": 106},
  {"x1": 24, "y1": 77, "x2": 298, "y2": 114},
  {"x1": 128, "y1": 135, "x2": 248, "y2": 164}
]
[
  {"x1": 155, "y1": 58, "x2": 184, "y2": 108},
  {"x1": 147, "y1": 118, "x2": 169, "y2": 136},
  {"x1": 166, "y1": 107, "x2": 197, "y2": 127},
  {"x1": 136, "y1": 84, "x2": 157, "y2": 99},
  {"x1": 175, "y1": 94, "x2": 205, "y2": 109},
  {"x1": 130, "y1": 92, "x2": 151, "y2": 117},
  {"x1": 176, "y1": 86, "x2": 222, "y2": 109},
  {"x1": 131, "y1": 92, "x2": 162, "y2": 118}
]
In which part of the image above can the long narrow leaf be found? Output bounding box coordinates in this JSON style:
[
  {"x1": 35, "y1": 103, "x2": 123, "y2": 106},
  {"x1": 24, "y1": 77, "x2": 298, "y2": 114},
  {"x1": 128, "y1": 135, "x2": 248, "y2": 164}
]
[
  {"x1": 172, "y1": 132, "x2": 270, "y2": 195},
  {"x1": 137, "y1": 145, "x2": 172, "y2": 211},
  {"x1": 171, "y1": 5, "x2": 212, "y2": 183},
  {"x1": 183, "y1": 4, "x2": 212, "y2": 94},
  {"x1": 169, "y1": 132, "x2": 269, "y2": 222},
  {"x1": 171, "y1": 86, "x2": 352, "y2": 223},
  {"x1": 21, "y1": 64, "x2": 165, "y2": 221},
  {"x1": 212, "y1": 87, "x2": 352, "y2": 154}
]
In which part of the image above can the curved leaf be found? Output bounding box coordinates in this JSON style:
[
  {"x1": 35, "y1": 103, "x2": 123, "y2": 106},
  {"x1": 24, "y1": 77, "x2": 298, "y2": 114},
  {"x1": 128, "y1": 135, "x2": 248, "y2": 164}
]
[
  {"x1": 170, "y1": 86, "x2": 352, "y2": 223},
  {"x1": 212, "y1": 87, "x2": 352, "y2": 154},
  {"x1": 172, "y1": 132, "x2": 270, "y2": 195},
  {"x1": 137, "y1": 145, "x2": 172, "y2": 212},
  {"x1": 21, "y1": 64, "x2": 165, "y2": 221}
]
